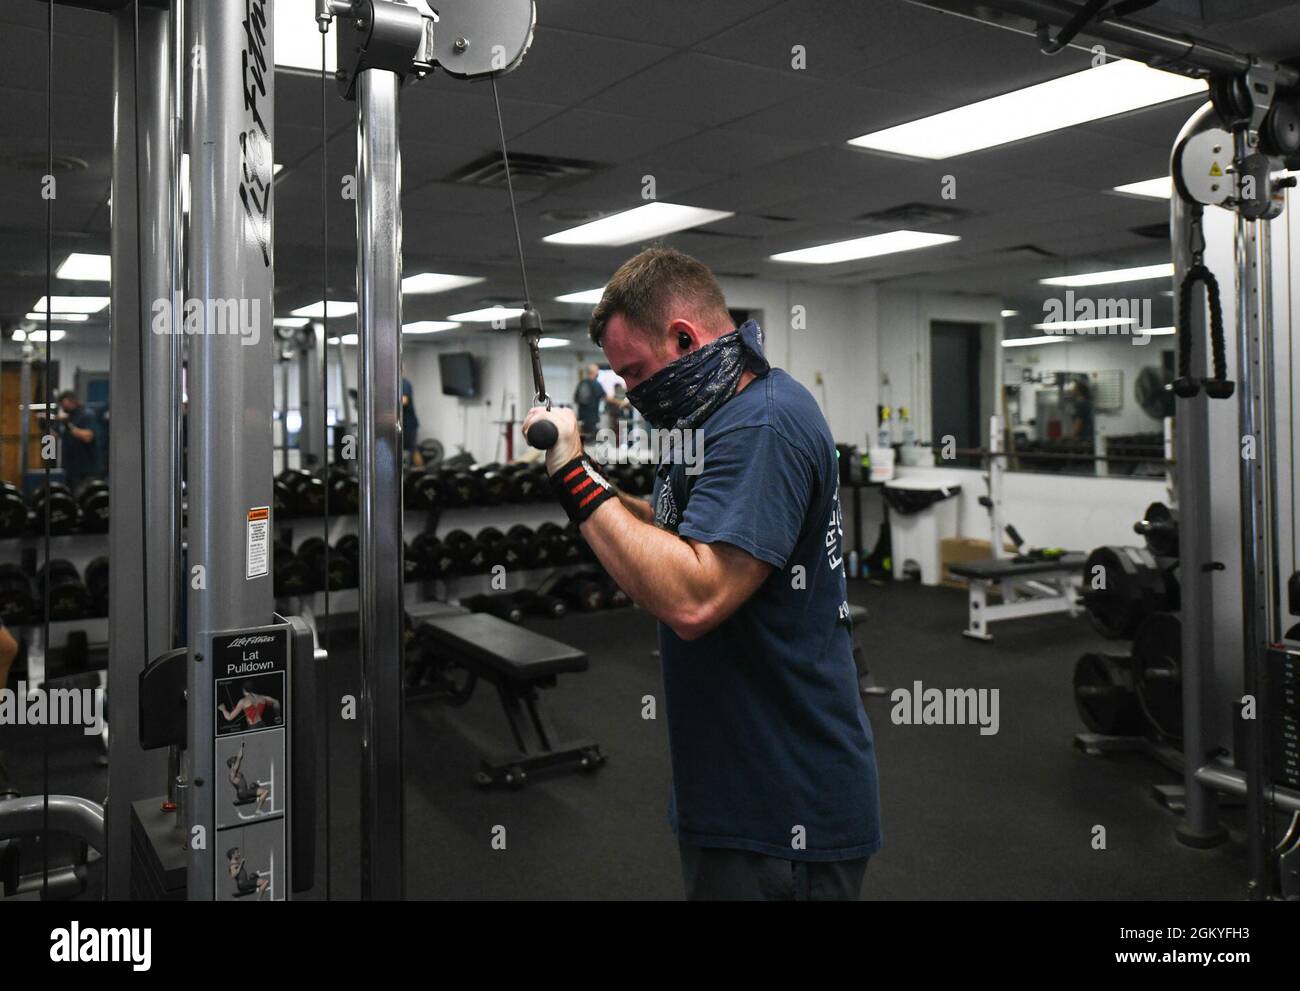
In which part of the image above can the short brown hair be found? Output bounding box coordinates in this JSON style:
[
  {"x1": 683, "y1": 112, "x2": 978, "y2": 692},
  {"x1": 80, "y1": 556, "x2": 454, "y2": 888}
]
[{"x1": 588, "y1": 247, "x2": 730, "y2": 346}]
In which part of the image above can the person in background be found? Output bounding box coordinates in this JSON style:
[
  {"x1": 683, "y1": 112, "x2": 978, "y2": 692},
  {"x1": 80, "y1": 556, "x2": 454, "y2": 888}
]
[
  {"x1": 402, "y1": 377, "x2": 422, "y2": 467},
  {"x1": 55, "y1": 391, "x2": 98, "y2": 491},
  {"x1": 606, "y1": 381, "x2": 631, "y2": 434},
  {"x1": 573, "y1": 363, "x2": 603, "y2": 441},
  {"x1": 1067, "y1": 377, "x2": 1095, "y2": 442}
]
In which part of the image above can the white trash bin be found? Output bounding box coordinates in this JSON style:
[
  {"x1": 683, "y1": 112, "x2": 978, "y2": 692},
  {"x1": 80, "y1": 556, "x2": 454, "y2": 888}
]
[{"x1": 884, "y1": 479, "x2": 962, "y2": 586}]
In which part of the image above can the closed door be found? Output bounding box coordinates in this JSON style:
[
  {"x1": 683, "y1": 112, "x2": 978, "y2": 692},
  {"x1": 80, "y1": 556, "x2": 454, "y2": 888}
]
[{"x1": 930, "y1": 322, "x2": 981, "y2": 467}]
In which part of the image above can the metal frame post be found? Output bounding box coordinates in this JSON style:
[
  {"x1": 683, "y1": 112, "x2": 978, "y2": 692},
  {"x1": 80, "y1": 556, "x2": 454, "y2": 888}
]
[
  {"x1": 355, "y1": 66, "x2": 406, "y2": 901},
  {"x1": 1170, "y1": 104, "x2": 1229, "y2": 850},
  {"x1": 106, "y1": 2, "x2": 172, "y2": 899},
  {"x1": 185, "y1": 0, "x2": 277, "y2": 900}
]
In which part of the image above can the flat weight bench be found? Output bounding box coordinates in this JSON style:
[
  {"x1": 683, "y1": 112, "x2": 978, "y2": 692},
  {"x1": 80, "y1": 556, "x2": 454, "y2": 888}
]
[
  {"x1": 416, "y1": 611, "x2": 606, "y2": 789},
  {"x1": 948, "y1": 553, "x2": 1086, "y2": 642}
]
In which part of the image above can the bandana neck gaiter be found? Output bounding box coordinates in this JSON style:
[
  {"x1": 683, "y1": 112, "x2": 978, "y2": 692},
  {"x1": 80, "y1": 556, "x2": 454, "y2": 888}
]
[{"x1": 625, "y1": 319, "x2": 770, "y2": 433}]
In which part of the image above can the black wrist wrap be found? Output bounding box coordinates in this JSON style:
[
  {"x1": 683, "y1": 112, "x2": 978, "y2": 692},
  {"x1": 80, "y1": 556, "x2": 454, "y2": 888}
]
[{"x1": 551, "y1": 454, "x2": 617, "y2": 524}]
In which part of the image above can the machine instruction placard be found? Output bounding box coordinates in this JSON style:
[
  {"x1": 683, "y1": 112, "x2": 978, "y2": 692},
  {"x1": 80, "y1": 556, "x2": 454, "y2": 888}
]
[
  {"x1": 211, "y1": 626, "x2": 289, "y2": 901},
  {"x1": 246, "y1": 506, "x2": 270, "y2": 579}
]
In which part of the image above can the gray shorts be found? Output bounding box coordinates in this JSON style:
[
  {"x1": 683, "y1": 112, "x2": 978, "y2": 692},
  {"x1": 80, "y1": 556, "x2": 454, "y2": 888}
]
[{"x1": 678, "y1": 839, "x2": 868, "y2": 901}]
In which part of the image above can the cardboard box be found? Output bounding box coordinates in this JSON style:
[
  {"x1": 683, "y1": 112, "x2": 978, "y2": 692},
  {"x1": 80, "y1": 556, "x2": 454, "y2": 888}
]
[{"x1": 940, "y1": 537, "x2": 1015, "y2": 588}]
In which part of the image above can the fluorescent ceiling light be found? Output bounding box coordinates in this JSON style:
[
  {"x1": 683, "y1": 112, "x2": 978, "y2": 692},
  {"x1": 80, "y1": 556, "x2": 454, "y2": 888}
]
[
  {"x1": 26, "y1": 312, "x2": 89, "y2": 322},
  {"x1": 1040, "y1": 263, "x2": 1173, "y2": 286},
  {"x1": 403, "y1": 321, "x2": 461, "y2": 334},
  {"x1": 331, "y1": 333, "x2": 358, "y2": 346},
  {"x1": 273, "y1": 163, "x2": 284, "y2": 176},
  {"x1": 847, "y1": 60, "x2": 1204, "y2": 159},
  {"x1": 1113, "y1": 176, "x2": 1172, "y2": 199},
  {"x1": 556, "y1": 288, "x2": 606, "y2": 304},
  {"x1": 14, "y1": 329, "x2": 67, "y2": 343},
  {"x1": 290, "y1": 300, "x2": 357, "y2": 317},
  {"x1": 1002, "y1": 335, "x2": 1068, "y2": 348},
  {"x1": 402, "y1": 272, "x2": 484, "y2": 294},
  {"x1": 1032, "y1": 317, "x2": 1135, "y2": 330},
  {"x1": 274, "y1": 0, "x2": 338, "y2": 73},
  {"x1": 446, "y1": 305, "x2": 524, "y2": 323},
  {"x1": 56, "y1": 252, "x2": 111, "y2": 282},
  {"x1": 32, "y1": 295, "x2": 109, "y2": 313},
  {"x1": 1145, "y1": 326, "x2": 1176, "y2": 336},
  {"x1": 274, "y1": 317, "x2": 310, "y2": 328},
  {"x1": 1000, "y1": 309, "x2": 1018, "y2": 317},
  {"x1": 770, "y1": 230, "x2": 959, "y2": 265},
  {"x1": 537, "y1": 338, "x2": 570, "y2": 348},
  {"x1": 543, "y1": 202, "x2": 733, "y2": 247}
]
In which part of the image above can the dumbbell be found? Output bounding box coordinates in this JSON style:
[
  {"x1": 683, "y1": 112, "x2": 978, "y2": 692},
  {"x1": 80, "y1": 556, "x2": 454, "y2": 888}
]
[
  {"x1": 273, "y1": 542, "x2": 313, "y2": 598},
  {"x1": 274, "y1": 475, "x2": 297, "y2": 518},
  {"x1": 504, "y1": 525, "x2": 545, "y2": 569},
  {"x1": 535, "y1": 522, "x2": 579, "y2": 565},
  {"x1": 297, "y1": 537, "x2": 357, "y2": 591},
  {"x1": 36, "y1": 559, "x2": 90, "y2": 621},
  {"x1": 278, "y1": 469, "x2": 326, "y2": 517},
  {"x1": 410, "y1": 532, "x2": 444, "y2": 579},
  {"x1": 468, "y1": 527, "x2": 505, "y2": 574},
  {"x1": 0, "y1": 563, "x2": 34, "y2": 626},
  {"x1": 84, "y1": 556, "x2": 109, "y2": 617},
  {"x1": 461, "y1": 592, "x2": 524, "y2": 624},
  {"x1": 328, "y1": 467, "x2": 360, "y2": 514},
  {"x1": 599, "y1": 573, "x2": 631, "y2": 608},
  {"x1": 0, "y1": 482, "x2": 28, "y2": 539},
  {"x1": 439, "y1": 469, "x2": 482, "y2": 508},
  {"x1": 440, "y1": 529, "x2": 478, "y2": 576},
  {"x1": 403, "y1": 541, "x2": 425, "y2": 584},
  {"x1": 404, "y1": 469, "x2": 442, "y2": 512},
  {"x1": 512, "y1": 587, "x2": 567, "y2": 619},
  {"x1": 551, "y1": 574, "x2": 607, "y2": 612},
  {"x1": 473, "y1": 464, "x2": 510, "y2": 506},
  {"x1": 76, "y1": 479, "x2": 110, "y2": 534},
  {"x1": 30, "y1": 483, "x2": 80, "y2": 535}
]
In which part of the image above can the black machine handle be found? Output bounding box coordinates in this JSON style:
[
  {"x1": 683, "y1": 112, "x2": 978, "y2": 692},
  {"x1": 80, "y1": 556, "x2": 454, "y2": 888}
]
[
  {"x1": 1174, "y1": 262, "x2": 1234, "y2": 400},
  {"x1": 519, "y1": 308, "x2": 557, "y2": 450}
]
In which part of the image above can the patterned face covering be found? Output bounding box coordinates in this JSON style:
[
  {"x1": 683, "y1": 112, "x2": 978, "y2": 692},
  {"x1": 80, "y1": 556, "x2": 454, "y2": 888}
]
[{"x1": 625, "y1": 320, "x2": 770, "y2": 431}]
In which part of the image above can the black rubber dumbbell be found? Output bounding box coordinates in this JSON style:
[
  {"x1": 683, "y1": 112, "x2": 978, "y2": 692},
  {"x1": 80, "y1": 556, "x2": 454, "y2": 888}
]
[
  {"x1": 84, "y1": 556, "x2": 110, "y2": 617},
  {"x1": 30, "y1": 483, "x2": 80, "y2": 535},
  {"x1": 297, "y1": 537, "x2": 357, "y2": 591},
  {"x1": 551, "y1": 574, "x2": 607, "y2": 612},
  {"x1": 461, "y1": 592, "x2": 524, "y2": 624},
  {"x1": 77, "y1": 479, "x2": 110, "y2": 534},
  {"x1": 279, "y1": 469, "x2": 326, "y2": 517},
  {"x1": 474, "y1": 464, "x2": 509, "y2": 506},
  {"x1": 36, "y1": 559, "x2": 90, "y2": 621},
  {"x1": 328, "y1": 468, "x2": 360, "y2": 515},
  {"x1": 0, "y1": 482, "x2": 28, "y2": 539},
  {"x1": 403, "y1": 541, "x2": 425, "y2": 584},
  {"x1": 439, "y1": 469, "x2": 482, "y2": 508},
  {"x1": 410, "y1": 532, "x2": 444, "y2": 579},
  {"x1": 512, "y1": 587, "x2": 567, "y2": 619},
  {"x1": 0, "y1": 562, "x2": 34, "y2": 626},
  {"x1": 404, "y1": 469, "x2": 442, "y2": 512},
  {"x1": 273, "y1": 542, "x2": 313, "y2": 598},
  {"x1": 440, "y1": 529, "x2": 477, "y2": 576}
]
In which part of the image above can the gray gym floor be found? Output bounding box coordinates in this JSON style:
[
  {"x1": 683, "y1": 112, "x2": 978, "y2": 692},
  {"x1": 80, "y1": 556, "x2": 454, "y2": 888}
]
[{"x1": 1, "y1": 581, "x2": 1251, "y2": 899}]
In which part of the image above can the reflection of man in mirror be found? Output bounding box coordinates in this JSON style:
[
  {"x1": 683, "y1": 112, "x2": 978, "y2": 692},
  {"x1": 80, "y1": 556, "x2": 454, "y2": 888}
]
[
  {"x1": 226, "y1": 847, "x2": 271, "y2": 899},
  {"x1": 1066, "y1": 377, "x2": 1095, "y2": 441},
  {"x1": 55, "y1": 391, "x2": 99, "y2": 491}
]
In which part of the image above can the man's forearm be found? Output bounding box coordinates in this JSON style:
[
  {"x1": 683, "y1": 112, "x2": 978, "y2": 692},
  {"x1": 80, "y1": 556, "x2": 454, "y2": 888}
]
[{"x1": 580, "y1": 499, "x2": 712, "y2": 631}]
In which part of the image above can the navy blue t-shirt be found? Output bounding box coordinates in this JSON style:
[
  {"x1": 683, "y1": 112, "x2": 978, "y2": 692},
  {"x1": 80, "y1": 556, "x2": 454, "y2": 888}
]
[{"x1": 653, "y1": 367, "x2": 881, "y2": 861}]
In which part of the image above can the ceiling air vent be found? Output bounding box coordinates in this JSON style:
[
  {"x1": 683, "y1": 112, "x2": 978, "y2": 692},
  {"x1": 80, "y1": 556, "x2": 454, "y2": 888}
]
[
  {"x1": 0, "y1": 152, "x2": 88, "y2": 173},
  {"x1": 854, "y1": 202, "x2": 970, "y2": 225},
  {"x1": 446, "y1": 151, "x2": 603, "y2": 192}
]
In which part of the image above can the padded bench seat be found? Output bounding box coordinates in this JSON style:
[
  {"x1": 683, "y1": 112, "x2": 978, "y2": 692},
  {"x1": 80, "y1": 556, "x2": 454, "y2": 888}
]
[
  {"x1": 420, "y1": 612, "x2": 588, "y2": 681},
  {"x1": 948, "y1": 552, "x2": 1085, "y2": 581}
]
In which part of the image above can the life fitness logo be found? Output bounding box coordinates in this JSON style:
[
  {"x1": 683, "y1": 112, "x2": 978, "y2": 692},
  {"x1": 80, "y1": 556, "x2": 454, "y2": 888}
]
[{"x1": 227, "y1": 634, "x2": 275, "y2": 649}]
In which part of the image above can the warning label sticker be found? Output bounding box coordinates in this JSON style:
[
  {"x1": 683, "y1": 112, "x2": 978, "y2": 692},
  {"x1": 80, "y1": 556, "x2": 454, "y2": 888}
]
[{"x1": 246, "y1": 506, "x2": 270, "y2": 580}]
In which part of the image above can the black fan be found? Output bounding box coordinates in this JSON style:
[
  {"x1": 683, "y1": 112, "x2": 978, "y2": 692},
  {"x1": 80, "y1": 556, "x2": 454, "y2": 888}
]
[{"x1": 1135, "y1": 366, "x2": 1174, "y2": 419}]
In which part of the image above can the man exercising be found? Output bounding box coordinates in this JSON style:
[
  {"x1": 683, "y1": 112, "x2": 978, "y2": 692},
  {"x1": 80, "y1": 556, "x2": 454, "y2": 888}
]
[{"x1": 523, "y1": 247, "x2": 880, "y2": 900}]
